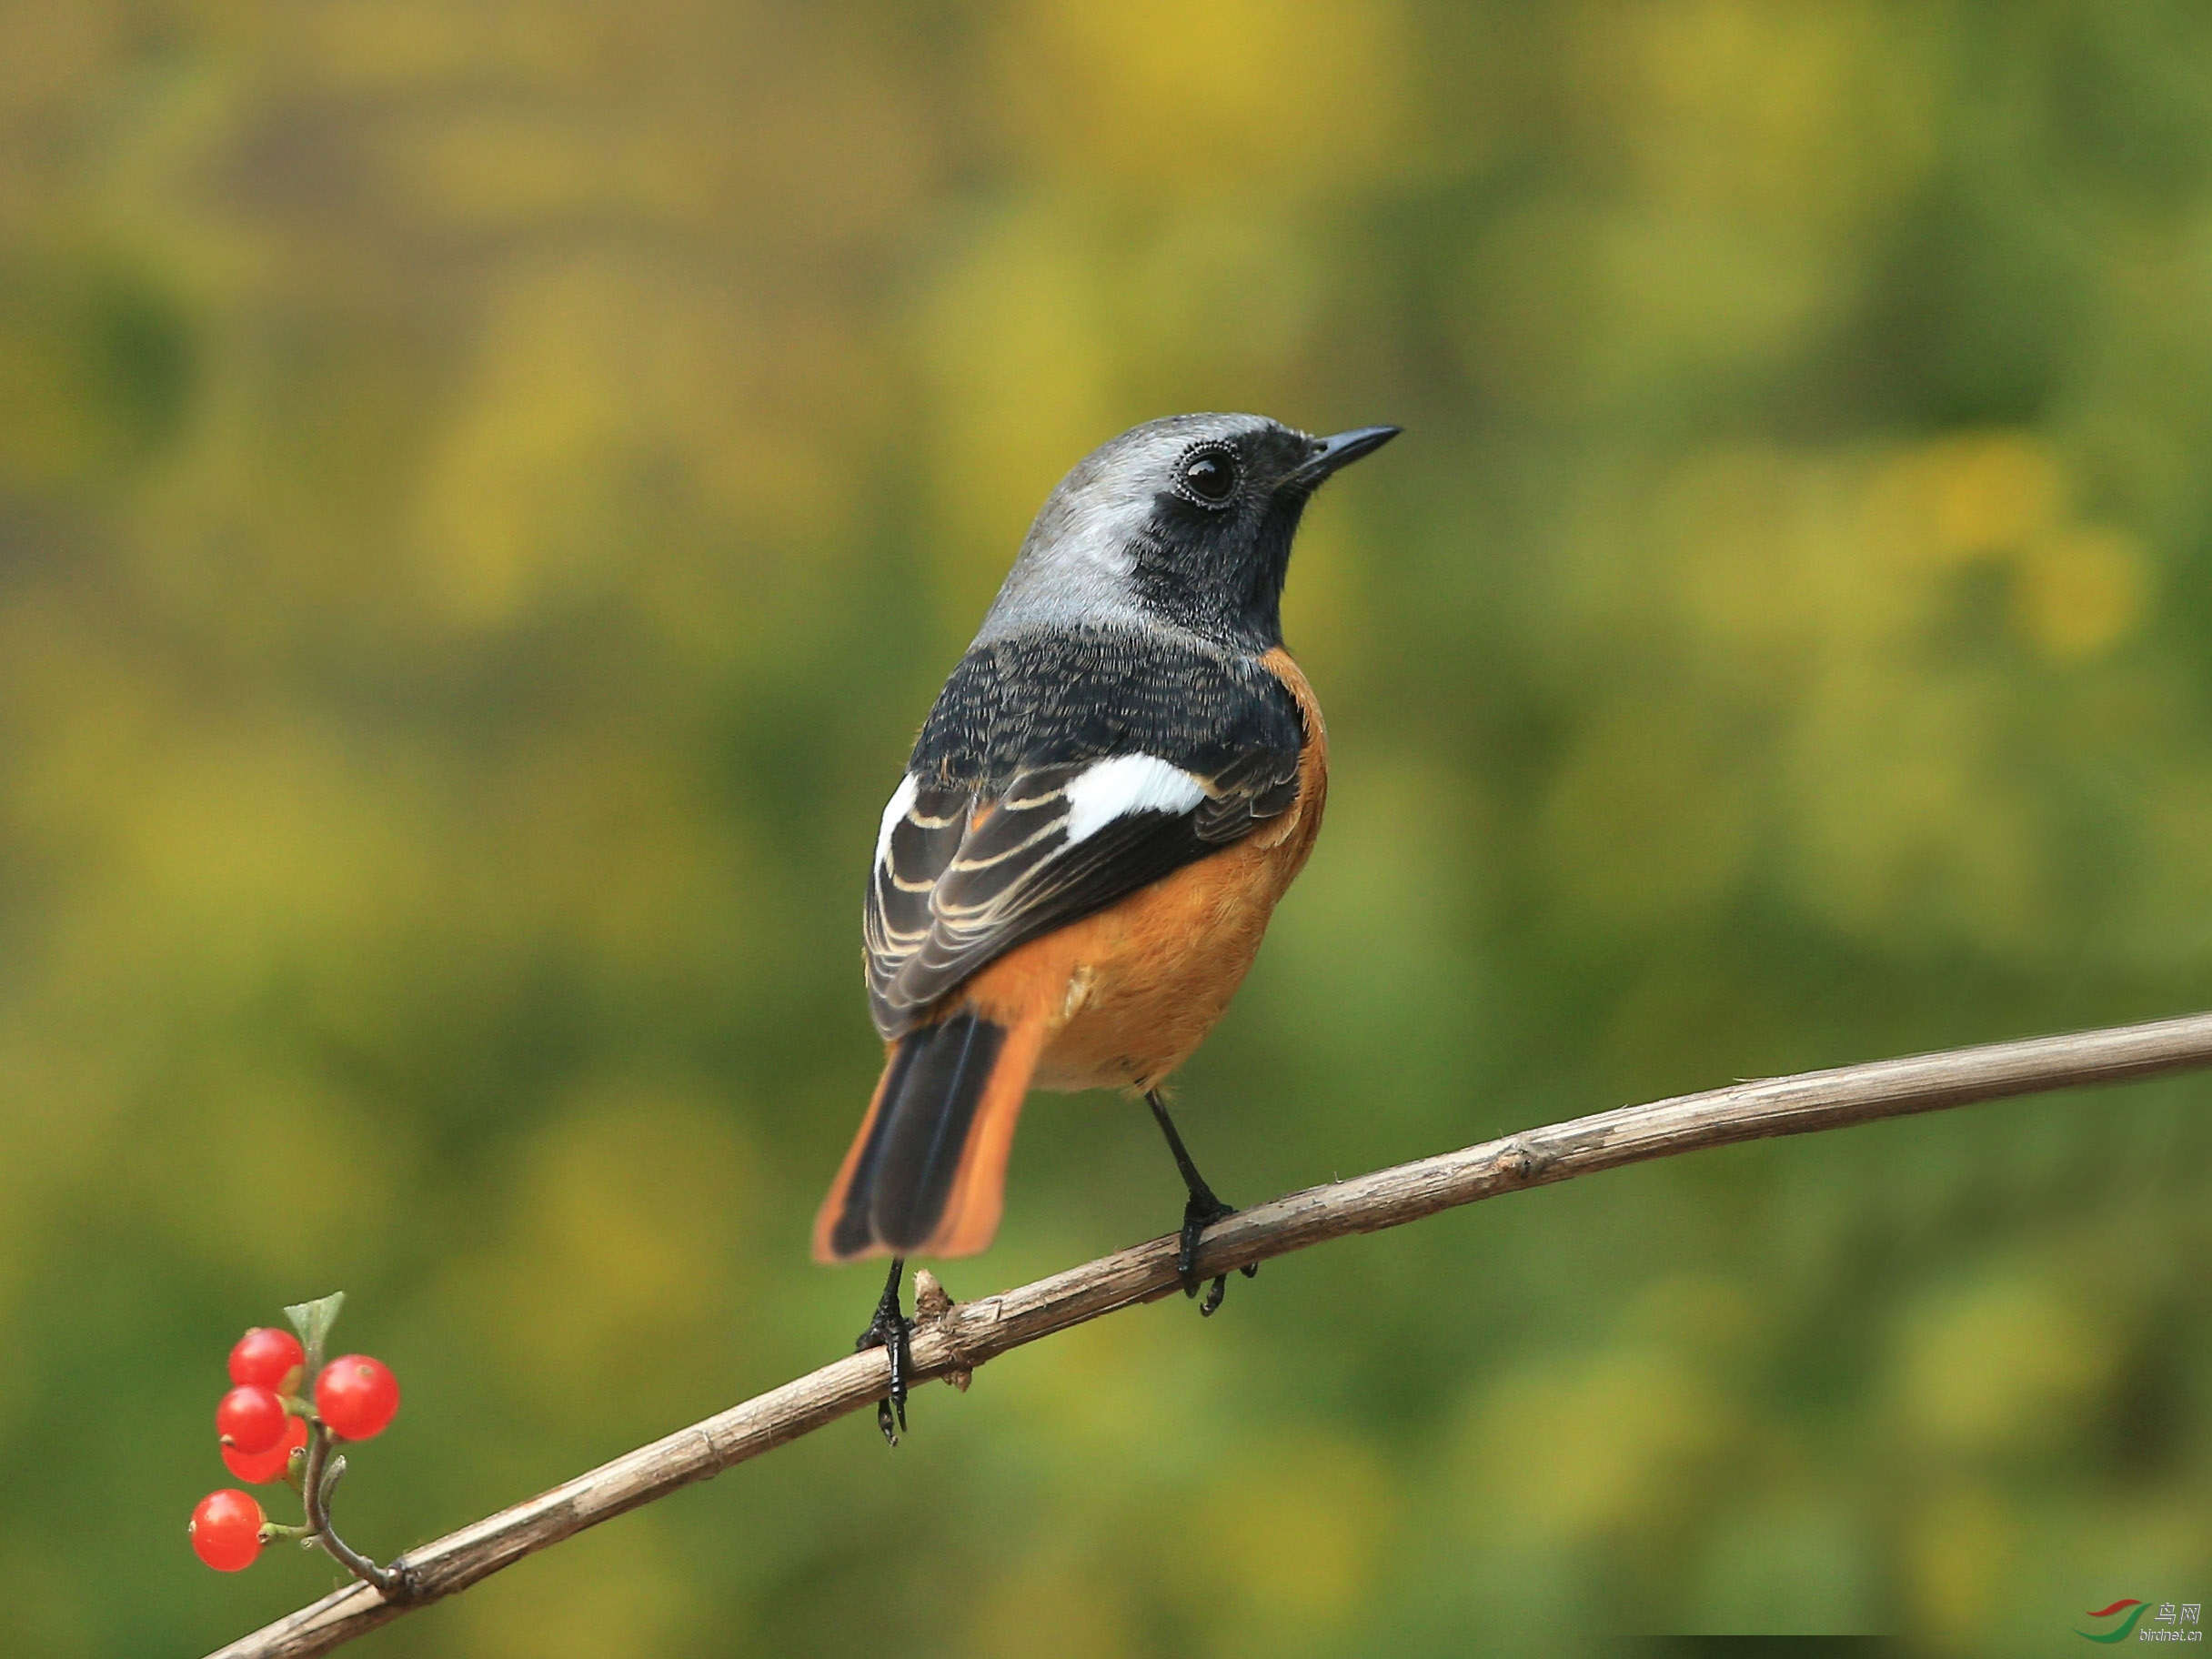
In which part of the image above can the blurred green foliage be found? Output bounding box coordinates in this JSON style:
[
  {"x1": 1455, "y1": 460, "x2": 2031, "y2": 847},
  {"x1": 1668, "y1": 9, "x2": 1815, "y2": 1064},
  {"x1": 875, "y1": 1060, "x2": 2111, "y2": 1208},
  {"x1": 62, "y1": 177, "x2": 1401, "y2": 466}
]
[{"x1": 2, "y1": 2, "x2": 2209, "y2": 1654}]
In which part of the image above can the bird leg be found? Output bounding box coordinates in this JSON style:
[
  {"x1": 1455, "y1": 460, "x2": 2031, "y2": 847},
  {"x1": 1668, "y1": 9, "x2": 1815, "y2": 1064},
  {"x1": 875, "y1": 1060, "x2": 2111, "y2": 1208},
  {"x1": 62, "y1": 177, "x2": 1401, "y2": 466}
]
[
  {"x1": 1145, "y1": 1091, "x2": 1258, "y2": 1316},
  {"x1": 853, "y1": 1255, "x2": 913, "y2": 1445}
]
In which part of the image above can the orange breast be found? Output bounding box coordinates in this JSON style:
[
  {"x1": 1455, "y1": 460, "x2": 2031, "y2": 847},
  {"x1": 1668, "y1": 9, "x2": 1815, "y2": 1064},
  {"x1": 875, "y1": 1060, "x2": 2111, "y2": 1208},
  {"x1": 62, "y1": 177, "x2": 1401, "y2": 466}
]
[{"x1": 958, "y1": 648, "x2": 1328, "y2": 1093}]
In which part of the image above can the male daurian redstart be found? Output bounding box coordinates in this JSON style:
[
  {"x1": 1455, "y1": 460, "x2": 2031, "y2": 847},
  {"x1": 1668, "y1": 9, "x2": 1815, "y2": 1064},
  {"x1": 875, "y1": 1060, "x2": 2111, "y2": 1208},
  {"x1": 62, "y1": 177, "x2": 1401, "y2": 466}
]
[{"x1": 815, "y1": 413, "x2": 1399, "y2": 1441}]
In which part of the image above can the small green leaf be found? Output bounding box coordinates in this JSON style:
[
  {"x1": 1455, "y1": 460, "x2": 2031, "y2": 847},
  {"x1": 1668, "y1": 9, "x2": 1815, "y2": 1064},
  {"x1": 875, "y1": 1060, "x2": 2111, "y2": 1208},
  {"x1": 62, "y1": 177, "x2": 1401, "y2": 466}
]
[{"x1": 283, "y1": 1292, "x2": 347, "y2": 1377}]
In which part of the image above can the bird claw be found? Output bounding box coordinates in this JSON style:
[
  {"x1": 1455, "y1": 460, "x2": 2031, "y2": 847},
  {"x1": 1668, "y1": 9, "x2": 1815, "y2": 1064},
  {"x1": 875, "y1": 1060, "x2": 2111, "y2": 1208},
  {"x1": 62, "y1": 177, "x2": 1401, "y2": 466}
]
[
  {"x1": 1147, "y1": 1090, "x2": 1257, "y2": 1319},
  {"x1": 1177, "y1": 1192, "x2": 1256, "y2": 1317},
  {"x1": 853, "y1": 1262, "x2": 912, "y2": 1446}
]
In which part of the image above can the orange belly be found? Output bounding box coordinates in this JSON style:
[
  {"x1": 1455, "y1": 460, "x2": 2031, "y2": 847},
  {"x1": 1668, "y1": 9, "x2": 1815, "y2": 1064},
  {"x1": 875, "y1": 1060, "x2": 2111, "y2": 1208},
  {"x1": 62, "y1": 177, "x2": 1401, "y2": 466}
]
[{"x1": 957, "y1": 647, "x2": 1327, "y2": 1092}]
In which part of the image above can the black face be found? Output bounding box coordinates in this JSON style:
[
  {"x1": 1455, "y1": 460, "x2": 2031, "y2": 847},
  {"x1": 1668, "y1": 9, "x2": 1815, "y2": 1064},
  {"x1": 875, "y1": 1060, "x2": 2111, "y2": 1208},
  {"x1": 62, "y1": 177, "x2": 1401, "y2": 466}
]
[{"x1": 1131, "y1": 421, "x2": 1397, "y2": 651}]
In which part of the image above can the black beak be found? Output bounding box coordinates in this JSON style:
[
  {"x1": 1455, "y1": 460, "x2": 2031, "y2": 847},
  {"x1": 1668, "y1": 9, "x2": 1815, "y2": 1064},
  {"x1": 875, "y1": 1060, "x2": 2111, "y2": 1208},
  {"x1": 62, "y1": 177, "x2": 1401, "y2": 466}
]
[{"x1": 1292, "y1": 425, "x2": 1402, "y2": 486}]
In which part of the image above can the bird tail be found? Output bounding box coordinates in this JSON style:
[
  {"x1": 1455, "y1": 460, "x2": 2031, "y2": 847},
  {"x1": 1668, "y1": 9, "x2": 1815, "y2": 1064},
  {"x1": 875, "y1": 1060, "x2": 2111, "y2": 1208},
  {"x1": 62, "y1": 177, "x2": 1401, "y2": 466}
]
[{"x1": 812, "y1": 1009, "x2": 1045, "y2": 1262}]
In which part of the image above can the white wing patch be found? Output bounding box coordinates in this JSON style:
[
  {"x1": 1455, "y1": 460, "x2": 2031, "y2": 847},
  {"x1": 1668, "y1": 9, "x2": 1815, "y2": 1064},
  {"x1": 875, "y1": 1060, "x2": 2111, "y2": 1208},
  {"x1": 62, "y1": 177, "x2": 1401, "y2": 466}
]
[
  {"x1": 875, "y1": 772, "x2": 920, "y2": 869},
  {"x1": 1062, "y1": 753, "x2": 1207, "y2": 843}
]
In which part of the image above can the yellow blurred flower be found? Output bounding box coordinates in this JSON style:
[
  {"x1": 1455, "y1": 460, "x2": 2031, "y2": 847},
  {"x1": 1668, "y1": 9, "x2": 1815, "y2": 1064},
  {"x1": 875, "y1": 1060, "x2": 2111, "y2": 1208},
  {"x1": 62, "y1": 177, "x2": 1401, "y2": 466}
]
[
  {"x1": 985, "y1": 0, "x2": 1410, "y2": 199},
  {"x1": 2014, "y1": 526, "x2": 2147, "y2": 660}
]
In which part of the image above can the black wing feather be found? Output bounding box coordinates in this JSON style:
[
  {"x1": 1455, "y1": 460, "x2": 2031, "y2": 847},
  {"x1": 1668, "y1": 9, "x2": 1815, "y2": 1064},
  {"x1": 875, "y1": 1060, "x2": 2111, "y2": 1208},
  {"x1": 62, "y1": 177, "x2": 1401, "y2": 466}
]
[{"x1": 864, "y1": 628, "x2": 1307, "y2": 1038}]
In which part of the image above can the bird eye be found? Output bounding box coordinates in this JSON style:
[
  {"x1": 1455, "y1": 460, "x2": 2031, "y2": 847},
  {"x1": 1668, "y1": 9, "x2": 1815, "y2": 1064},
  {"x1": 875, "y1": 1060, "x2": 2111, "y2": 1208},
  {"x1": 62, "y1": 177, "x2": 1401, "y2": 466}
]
[{"x1": 1176, "y1": 446, "x2": 1239, "y2": 508}]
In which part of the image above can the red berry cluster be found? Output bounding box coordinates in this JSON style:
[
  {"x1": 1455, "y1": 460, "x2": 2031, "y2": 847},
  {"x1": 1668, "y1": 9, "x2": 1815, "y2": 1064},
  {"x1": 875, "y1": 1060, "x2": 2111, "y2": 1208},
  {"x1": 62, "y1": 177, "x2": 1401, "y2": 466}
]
[{"x1": 188, "y1": 1301, "x2": 401, "y2": 1574}]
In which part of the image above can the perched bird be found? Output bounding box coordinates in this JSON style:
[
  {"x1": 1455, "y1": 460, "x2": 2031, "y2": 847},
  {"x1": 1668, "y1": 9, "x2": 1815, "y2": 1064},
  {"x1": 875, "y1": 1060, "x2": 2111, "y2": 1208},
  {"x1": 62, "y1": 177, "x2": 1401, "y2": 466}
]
[{"x1": 815, "y1": 412, "x2": 1399, "y2": 1440}]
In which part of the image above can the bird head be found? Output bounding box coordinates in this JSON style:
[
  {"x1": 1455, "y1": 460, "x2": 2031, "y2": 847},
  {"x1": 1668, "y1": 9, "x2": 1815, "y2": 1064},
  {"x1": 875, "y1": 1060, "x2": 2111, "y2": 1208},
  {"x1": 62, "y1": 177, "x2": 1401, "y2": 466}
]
[{"x1": 977, "y1": 413, "x2": 1400, "y2": 653}]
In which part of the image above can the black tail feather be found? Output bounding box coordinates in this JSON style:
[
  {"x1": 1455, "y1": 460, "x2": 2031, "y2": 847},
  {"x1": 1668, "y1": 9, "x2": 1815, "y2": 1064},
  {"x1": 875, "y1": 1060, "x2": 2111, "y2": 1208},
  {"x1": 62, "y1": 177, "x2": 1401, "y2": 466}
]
[{"x1": 828, "y1": 1012, "x2": 1008, "y2": 1257}]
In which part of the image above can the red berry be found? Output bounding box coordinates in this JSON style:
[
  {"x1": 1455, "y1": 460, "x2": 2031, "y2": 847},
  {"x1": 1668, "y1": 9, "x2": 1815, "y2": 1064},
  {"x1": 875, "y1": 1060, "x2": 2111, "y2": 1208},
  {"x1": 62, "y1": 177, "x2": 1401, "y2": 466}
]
[
  {"x1": 216, "y1": 1385, "x2": 288, "y2": 1454},
  {"x1": 315, "y1": 1354, "x2": 399, "y2": 1441},
  {"x1": 189, "y1": 1489, "x2": 265, "y2": 1572},
  {"x1": 228, "y1": 1327, "x2": 305, "y2": 1393},
  {"x1": 222, "y1": 1413, "x2": 307, "y2": 1484}
]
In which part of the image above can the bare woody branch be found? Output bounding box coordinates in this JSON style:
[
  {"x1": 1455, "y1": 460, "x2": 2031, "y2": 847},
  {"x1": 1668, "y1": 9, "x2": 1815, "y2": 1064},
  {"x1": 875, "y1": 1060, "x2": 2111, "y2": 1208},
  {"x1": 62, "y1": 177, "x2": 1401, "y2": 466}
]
[{"x1": 206, "y1": 1009, "x2": 2212, "y2": 1659}]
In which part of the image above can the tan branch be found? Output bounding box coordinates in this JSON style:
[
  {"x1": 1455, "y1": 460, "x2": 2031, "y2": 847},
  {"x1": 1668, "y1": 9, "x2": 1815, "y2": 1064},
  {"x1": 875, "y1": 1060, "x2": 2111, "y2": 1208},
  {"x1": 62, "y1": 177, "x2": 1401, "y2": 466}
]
[{"x1": 206, "y1": 1009, "x2": 2212, "y2": 1659}]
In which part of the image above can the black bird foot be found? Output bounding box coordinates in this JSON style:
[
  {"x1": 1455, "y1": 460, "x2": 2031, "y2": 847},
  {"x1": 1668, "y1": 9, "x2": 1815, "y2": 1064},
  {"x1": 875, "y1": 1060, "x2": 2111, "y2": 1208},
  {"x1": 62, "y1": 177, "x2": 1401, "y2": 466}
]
[
  {"x1": 1147, "y1": 1089, "x2": 1258, "y2": 1318},
  {"x1": 853, "y1": 1257, "x2": 912, "y2": 1445},
  {"x1": 1177, "y1": 1191, "x2": 1259, "y2": 1318}
]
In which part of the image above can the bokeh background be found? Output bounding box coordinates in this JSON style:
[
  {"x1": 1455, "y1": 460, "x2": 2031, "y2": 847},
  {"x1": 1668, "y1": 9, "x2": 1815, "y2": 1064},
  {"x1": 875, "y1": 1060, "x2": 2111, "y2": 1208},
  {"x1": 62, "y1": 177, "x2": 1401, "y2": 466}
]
[{"x1": 4, "y1": 1, "x2": 2209, "y2": 1654}]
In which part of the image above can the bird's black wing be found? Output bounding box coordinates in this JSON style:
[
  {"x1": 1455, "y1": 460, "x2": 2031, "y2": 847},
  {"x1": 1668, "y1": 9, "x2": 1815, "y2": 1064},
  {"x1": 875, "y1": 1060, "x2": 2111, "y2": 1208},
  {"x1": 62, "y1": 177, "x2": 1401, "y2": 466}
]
[{"x1": 863, "y1": 628, "x2": 1305, "y2": 1038}]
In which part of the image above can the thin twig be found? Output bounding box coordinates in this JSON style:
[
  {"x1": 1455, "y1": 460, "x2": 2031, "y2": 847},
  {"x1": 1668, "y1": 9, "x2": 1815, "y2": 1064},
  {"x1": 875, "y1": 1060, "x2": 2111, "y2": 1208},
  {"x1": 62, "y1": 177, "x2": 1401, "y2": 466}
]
[
  {"x1": 205, "y1": 1009, "x2": 2212, "y2": 1659},
  {"x1": 297, "y1": 1423, "x2": 411, "y2": 1601}
]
